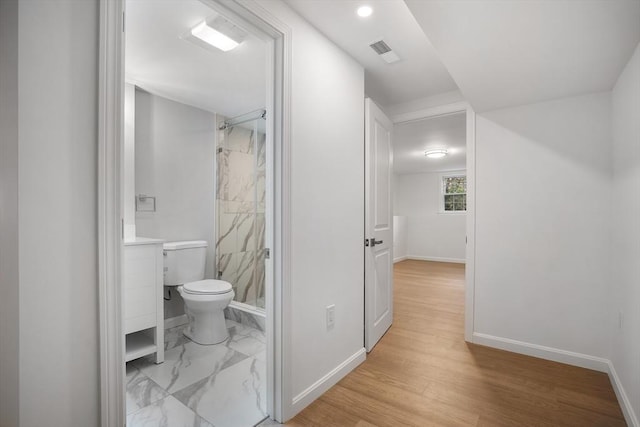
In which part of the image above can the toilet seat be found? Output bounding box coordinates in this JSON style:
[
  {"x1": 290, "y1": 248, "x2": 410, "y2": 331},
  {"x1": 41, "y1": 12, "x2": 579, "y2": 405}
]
[{"x1": 182, "y1": 279, "x2": 232, "y2": 295}]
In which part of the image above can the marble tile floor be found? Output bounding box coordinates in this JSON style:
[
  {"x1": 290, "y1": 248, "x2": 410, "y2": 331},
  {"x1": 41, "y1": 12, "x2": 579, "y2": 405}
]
[{"x1": 126, "y1": 320, "x2": 267, "y2": 427}]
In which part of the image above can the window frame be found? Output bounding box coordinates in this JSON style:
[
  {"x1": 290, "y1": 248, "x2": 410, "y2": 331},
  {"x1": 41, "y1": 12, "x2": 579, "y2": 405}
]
[{"x1": 439, "y1": 172, "x2": 467, "y2": 214}]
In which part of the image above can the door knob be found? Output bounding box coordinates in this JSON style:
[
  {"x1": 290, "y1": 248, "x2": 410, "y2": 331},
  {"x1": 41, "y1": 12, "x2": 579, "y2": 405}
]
[{"x1": 369, "y1": 238, "x2": 383, "y2": 247}]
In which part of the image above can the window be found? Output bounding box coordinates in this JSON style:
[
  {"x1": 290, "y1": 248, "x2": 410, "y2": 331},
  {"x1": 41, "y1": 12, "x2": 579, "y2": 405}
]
[{"x1": 442, "y1": 175, "x2": 466, "y2": 212}]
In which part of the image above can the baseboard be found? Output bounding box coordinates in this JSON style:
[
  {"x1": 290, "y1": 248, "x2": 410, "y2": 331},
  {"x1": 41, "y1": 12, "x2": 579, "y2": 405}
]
[
  {"x1": 393, "y1": 256, "x2": 408, "y2": 263},
  {"x1": 608, "y1": 360, "x2": 639, "y2": 427},
  {"x1": 164, "y1": 314, "x2": 188, "y2": 329},
  {"x1": 290, "y1": 348, "x2": 366, "y2": 415},
  {"x1": 225, "y1": 303, "x2": 266, "y2": 331},
  {"x1": 472, "y1": 332, "x2": 610, "y2": 372},
  {"x1": 407, "y1": 255, "x2": 466, "y2": 264}
]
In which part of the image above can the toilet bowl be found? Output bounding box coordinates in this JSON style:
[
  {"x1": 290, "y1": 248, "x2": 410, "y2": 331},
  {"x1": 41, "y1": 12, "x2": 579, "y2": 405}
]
[
  {"x1": 177, "y1": 279, "x2": 234, "y2": 345},
  {"x1": 163, "y1": 240, "x2": 235, "y2": 346}
]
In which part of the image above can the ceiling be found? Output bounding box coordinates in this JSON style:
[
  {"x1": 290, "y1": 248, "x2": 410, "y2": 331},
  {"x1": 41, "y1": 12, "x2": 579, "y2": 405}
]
[
  {"x1": 125, "y1": 0, "x2": 266, "y2": 118},
  {"x1": 405, "y1": 0, "x2": 640, "y2": 112},
  {"x1": 394, "y1": 112, "x2": 466, "y2": 175},
  {"x1": 284, "y1": 0, "x2": 459, "y2": 108}
]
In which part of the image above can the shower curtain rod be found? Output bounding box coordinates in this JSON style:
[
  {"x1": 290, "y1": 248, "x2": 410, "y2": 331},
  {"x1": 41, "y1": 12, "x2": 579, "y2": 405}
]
[{"x1": 218, "y1": 109, "x2": 266, "y2": 130}]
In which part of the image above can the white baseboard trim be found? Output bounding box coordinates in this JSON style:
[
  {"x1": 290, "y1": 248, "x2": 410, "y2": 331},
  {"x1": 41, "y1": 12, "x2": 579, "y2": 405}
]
[
  {"x1": 472, "y1": 332, "x2": 610, "y2": 372},
  {"x1": 473, "y1": 333, "x2": 638, "y2": 425},
  {"x1": 608, "y1": 360, "x2": 639, "y2": 427},
  {"x1": 291, "y1": 348, "x2": 366, "y2": 414},
  {"x1": 164, "y1": 314, "x2": 188, "y2": 329},
  {"x1": 393, "y1": 256, "x2": 408, "y2": 263},
  {"x1": 407, "y1": 255, "x2": 466, "y2": 264}
]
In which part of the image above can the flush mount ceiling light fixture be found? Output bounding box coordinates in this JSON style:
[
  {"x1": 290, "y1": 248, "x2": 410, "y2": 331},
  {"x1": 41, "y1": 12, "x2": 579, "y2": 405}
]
[
  {"x1": 425, "y1": 149, "x2": 448, "y2": 159},
  {"x1": 357, "y1": 5, "x2": 373, "y2": 17},
  {"x1": 186, "y1": 15, "x2": 247, "y2": 52},
  {"x1": 191, "y1": 21, "x2": 238, "y2": 51}
]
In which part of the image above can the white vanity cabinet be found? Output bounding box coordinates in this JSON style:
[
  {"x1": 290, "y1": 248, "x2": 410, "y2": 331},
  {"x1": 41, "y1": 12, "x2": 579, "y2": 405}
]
[{"x1": 123, "y1": 237, "x2": 165, "y2": 363}]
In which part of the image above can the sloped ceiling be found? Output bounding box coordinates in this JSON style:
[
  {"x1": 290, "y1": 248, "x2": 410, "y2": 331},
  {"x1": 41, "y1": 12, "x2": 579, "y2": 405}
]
[
  {"x1": 405, "y1": 0, "x2": 640, "y2": 112},
  {"x1": 284, "y1": 0, "x2": 458, "y2": 107}
]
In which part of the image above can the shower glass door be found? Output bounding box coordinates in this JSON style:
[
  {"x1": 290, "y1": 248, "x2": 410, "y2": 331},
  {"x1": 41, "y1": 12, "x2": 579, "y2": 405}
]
[{"x1": 215, "y1": 110, "x2": 266, "y2": 310}]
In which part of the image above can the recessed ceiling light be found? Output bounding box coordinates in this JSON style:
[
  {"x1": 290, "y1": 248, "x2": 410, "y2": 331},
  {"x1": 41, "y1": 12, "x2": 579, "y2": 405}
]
[
  {"x1": 357, "y1": 5, "x2": 373, "y2": 17},
  {"x1": 425, "y1": 149, "x2": 448, "y2": 159}
]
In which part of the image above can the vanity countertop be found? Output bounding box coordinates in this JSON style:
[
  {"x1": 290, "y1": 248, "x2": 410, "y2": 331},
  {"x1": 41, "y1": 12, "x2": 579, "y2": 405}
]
[{"x1": 124, "y1": 236, "x2": 165, "y2": 246}]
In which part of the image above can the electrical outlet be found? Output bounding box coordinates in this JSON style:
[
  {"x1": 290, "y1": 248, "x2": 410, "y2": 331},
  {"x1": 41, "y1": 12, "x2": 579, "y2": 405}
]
[
  {"x1": 619, "y1": 311, "x2": 624, "y2": 330},
  {"x1": 326, "y1": 304, "x2": 335, "y2": 330}
]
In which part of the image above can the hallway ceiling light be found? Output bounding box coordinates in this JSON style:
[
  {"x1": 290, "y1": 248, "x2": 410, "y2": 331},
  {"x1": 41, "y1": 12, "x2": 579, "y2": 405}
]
[
  {"x1": 425, "y1": 149, "x2": 448, "y2": 159},
  {"x1": 357, "y1": 5, "x2": 373, "y2": 17}
]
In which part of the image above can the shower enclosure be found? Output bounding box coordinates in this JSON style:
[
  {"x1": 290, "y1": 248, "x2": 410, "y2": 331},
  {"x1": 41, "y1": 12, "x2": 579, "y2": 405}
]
[{"x1": 215, "y1": 109, "x2": 267, "y2": 311}]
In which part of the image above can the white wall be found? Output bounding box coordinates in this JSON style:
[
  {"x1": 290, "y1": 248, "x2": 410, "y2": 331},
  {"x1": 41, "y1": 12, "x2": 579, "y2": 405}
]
[
  {"x1": 0, "y1": 0, "x2": 20, "y2": 425},
  {"x1": 123, "y1": 83, "x2": 137, "y2": 240},
  {"x1": 392, "y1": 173, "x2": 408, "y2": 262},
  {"x1": 611, "y1": 41, "x2": 640, "y2": 424},
  {"x1": 393, "y1": 216, "x2": 408, "y2": 262},
  {"x1": 135, "y1": 90, "x2": 217, "y2": 319},
  {"x1": 395, "y1": 172, "x2": 466, "y2": 262},
  {"x1": 257, "y1": 0, "x2": 365, "y2": 419},
  {"x1": 135, "y1": 90, "x2": 217, "y2": 279},
  {"x1": 17, "y1": 0, "x2": 100, "y2": 425},
  {"x1": 474, "y1": 92, "x2": 612, "y2": 359}
]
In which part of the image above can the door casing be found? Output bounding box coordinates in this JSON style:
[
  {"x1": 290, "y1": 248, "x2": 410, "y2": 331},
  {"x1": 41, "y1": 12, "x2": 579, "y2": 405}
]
[{"x1": 97, "y1": 0, "x2": 294, "y2": 424}]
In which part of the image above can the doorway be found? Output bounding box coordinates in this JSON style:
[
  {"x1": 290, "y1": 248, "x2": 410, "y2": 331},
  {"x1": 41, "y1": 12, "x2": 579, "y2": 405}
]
[
  {"x1": 391, "y1": 104, "x2": 476, "y2": 342},
  {"x1": 123, "y1": 1, "x2": 272, "y2": 425},
  {"x1": 98, "y1": 0, "x2": 288, "y2": 425},
  {"x1": 364, "y1": 100, "x2": 475, "y2": 351}
]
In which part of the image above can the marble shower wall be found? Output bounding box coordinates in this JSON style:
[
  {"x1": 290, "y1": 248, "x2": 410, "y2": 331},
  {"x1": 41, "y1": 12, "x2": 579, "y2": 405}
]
[{"x1": 216, "y1": 119, "x2": 266, "y2": 308}]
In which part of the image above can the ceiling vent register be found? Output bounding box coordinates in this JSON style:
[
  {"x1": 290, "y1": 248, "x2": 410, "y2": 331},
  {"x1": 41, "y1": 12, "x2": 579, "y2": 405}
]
[{"x1": 369, "y1": 40, "x2": 401, "y2": 64}]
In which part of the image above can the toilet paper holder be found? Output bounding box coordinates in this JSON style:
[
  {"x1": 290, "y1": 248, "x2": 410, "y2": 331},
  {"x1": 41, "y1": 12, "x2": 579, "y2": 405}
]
[{"x1": 136, "y1": 194, "x2": 156, "y2": 212}]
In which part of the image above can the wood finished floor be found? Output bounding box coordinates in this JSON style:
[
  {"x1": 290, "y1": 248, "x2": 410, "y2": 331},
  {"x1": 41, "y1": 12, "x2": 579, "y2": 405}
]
[{"x1": 286, "y1": 260, "x2": 626, "y2": 426}]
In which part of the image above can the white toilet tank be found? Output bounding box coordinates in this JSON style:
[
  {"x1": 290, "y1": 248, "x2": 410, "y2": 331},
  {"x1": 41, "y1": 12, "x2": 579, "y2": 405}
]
[{"x1": 163, "y1": 240, "x2": 208, "y2": 286}]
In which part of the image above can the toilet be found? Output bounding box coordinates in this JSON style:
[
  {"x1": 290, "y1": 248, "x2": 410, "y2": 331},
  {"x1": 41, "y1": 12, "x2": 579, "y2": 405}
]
[{"x1": 163, "y1": 240, "x2": 234, "y2": 345}]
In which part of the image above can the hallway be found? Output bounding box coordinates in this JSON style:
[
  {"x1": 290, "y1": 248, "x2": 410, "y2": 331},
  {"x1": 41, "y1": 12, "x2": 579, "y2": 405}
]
[{"x1": 287, "y1": 260, "x2": 625, "y2": 426}]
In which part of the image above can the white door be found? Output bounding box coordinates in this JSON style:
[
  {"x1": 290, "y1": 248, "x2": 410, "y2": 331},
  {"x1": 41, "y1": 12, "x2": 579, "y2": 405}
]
[{"x1": 365, "y1": 98, "x2": 393, "y2": 352}]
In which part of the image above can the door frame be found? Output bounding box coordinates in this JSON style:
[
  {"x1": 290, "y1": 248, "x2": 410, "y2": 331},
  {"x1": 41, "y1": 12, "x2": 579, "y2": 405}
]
[
  {"x1": 391, "y1": 101, "x2": 476, "y2": 343},
  {"x1": 97, "y1": 0, "x2": 293, "y2": 425}
]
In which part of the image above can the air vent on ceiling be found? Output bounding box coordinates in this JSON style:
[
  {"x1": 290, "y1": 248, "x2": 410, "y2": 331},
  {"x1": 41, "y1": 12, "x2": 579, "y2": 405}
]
[
  {"x1": 369, "y1": 39, "x2": 400, "y2": 64},
  {"x1": 370, "y1": 40, "x2": 392, "y2": 55}
]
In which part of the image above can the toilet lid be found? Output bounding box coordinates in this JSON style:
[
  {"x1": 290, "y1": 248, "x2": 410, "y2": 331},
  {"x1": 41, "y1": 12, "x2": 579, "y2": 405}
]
[{"x1": 182, "y1": 279, "x2": 232, "y2": 295}]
